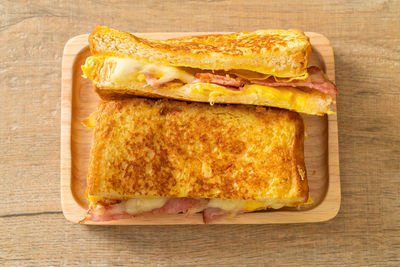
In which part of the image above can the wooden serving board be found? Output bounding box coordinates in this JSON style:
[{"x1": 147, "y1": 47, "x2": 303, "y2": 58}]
[{"x1": 61, "y1": 32, "x2": 340, "y2": 224}]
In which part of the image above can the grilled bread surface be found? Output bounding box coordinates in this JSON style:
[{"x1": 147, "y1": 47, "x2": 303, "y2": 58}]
[
  {"x1": 89, "y1": 25, "x2": 310, "y2": 78},
  {"x1": 85, "y1": 98, "x2": 308, "y2": 205}
]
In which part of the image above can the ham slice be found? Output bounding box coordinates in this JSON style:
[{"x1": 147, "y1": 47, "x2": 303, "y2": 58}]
[
  {"x1": 250, "y1": 66, "x2": 337, "y2": 95},
  {"x1": 202, "y1": 208, "x2": 227, "y2": 224},
  {"x1": 80, "y1": 198, "x2": 268, "y2": 224},
  {"x1": 80, "y1": 202, "x2": 131, "y2": 223},
  {"x1": 144, "y1": 72, "x2": 175, "y2": 87},
  {"x1": 89, "y1": 209, "x2": 132, "y2": 222},
  {"x1": 151, "y1": 198, "x2": 208, "y2": 214},
  {"x1": 194, "y1": 73, "x2": 243, "y2": 88},
  {"x1": 144, "y1": 66, "x2": 336, "y2": 95},
  {"x1": 81, "y1": 198, "x2": 209, "y2": 223}
]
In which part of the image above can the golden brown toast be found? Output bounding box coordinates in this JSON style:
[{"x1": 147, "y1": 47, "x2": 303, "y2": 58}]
[
  {"x1": 85, "y1": 98, "x2": 309, "y2": 206},
  {"x1": 89, "y1": 25, "x2": 311, "y2": 78}
]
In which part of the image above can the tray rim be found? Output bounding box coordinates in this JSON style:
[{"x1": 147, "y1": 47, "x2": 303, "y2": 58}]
[{"x1": 60, "y1": 32, "x2": 340, "y2": 225}]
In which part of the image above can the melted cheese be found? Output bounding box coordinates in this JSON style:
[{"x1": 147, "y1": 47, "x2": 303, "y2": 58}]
[
  {"x1": 305, "y1": 193, "x2": 313, "y2": 205},
  {"x1": 90, "y1": 196, "x2": 303, "y2": 219},
  {"x1": 83, "y1": 57, "x2": 323, "y2": 114},
  {"x1": 106, "y1": 58, "x2": 316, "y2": 114},
  {"x1": 207, "y1": 199, "x2": 284, "y2": 211},
  {"x1": 81, "y1": 111, "x2": 97, "y2": 129},
  {"x1": 190, "y1": 83, "x2": 312, "y2": 111},
  {"x1": 125, "y1": 197, "x2": 168, "y2": 214},
  {"x1": 190, "y1": 83, "x2": 243, "y2": 98},
  {"x1": 231, "y1": 69, "x2": 308, "y2": 81},
  {"x1": 108, "y1": 57, "x2": 194, "y2": 83},
  {"x1": 86, "y1": 56, "x2": 309, "y2": 87},
  {"x1": 120, "y1": 198, "x2": 285, "y2": 215}
]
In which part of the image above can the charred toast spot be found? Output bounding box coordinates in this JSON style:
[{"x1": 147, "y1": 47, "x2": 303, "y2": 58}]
[
  {"x1": 199, "y1": 134, "x2": 207, "y2": 142},
  {"x1": 159, "y1": 106, "x2": 182, "y2": 116}
]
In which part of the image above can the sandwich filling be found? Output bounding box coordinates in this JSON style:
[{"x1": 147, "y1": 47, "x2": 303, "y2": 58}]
[
  {"x1": 82, "y1": 56, "x2": 336, "y2": 115},
  {"x1": 84, "y1": 56, "x2": 337, "y2": 94},
  {"x1": 81, "y1": 197, "x2": 295, "y2": 224}
]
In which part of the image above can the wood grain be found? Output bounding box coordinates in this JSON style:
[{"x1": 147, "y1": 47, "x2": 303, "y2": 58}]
[
  {"x1": 61, "y1": 32, "x2": 340, "y2": 224},
  {"x1": 1, "y1": 0, "x2": 399, "y2": 265}
]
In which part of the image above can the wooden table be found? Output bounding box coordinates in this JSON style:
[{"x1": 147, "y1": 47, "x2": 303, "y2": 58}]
[{"x1": 1, "y1": 1, "x2": 399, "y2": 265}]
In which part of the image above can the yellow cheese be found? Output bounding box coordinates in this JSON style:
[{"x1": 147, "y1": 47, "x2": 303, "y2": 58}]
[
  {"x1": 305, "y1": 193, "x2": 313, "y2": 205},
  {"x1": 207, "y1": 198, "x2": 284, "y2": 211},
  {"x1": 245, "y1": 84, "x2": 294, "y2": 102},
  {"x1": 125, "y1": 197, "x2": 168, "y2": 214},
  {"x1": 190, "y1": 83, "x2": 314, "y2": 112},
  {"x1": 207, "y1": 199, "x2": 246, "y2": 211},
  {"x1": 231, "y1": 69, "x2": 308, "y2": 81},
  {"x1": 121, "y1": 198, "x2": 281, "y2": 213},
  {"x1": 243, "y1": 200, "x2": 271, "y2": 211},
  {"x1": 82, "y1": 56, "x2": 332, "y2": 115},
  {"x1": 81, "y1": 112, "x2": 97, "y2": 129},
  {"x1": 110, "y1": 58, "x2": 144, "y2": 83},
  {"x1": 85, "y1": 56, "x2": 310, "y2": 87},
  {"x1": 90, "y1": 197, "x2": 286, "y2": 214},
  {"x1": 106, "y1": 57, "x2": 194, "y2": 84},
  {"x1": 190, "y1": 83, "x2": 243, "y2": 97}
]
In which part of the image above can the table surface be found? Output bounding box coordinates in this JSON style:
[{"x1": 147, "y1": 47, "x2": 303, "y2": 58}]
[{"x1": 1, "y1": 0, "x2": 399, "y2": 266}]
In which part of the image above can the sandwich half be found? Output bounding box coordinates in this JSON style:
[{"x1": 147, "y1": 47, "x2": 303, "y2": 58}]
[
  {"x1": 80, "y1": 98, "x2": 310, "y2": 224},
  {"x1": 82, "y1": 25, "x2": 337, "y2": 115}
]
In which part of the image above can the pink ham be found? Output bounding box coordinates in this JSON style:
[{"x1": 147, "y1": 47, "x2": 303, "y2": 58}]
[
  {"x1": 202, "y1": 208, "x2": 227, "y2": 224},
  {"x1": 194, "y1": 73, "x2": 243, "y2": 88},
  {"x1": 80, "y1": 198, "x2": 268, "y2": 224},
  {"x1": 89, "y1": 210, "x2": 132, "y2": 222},
  {"x1": 250, "y1": 66, "x2": 337, "y2": 95},
  {"x1": 81, "y1": 198, "x2": 209, "y2": 223},
  {"x1": 79, "y1": 204, "x2": 132, "y2": 223},
  {"x1": 144, "y1": 72, "x2": 176, "y2": 87},
  {"x1": 80, "y1": 203, "x2": 139, "y2": 223},
  {"x1": 144, "y1": 66, "x2": 336, "y2": 95},
  {"x1": 151, "y1": 198, "x2": 208, "y2": 214}
]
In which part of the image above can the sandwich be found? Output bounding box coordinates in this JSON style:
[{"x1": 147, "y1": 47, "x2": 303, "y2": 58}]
[
  {"x1": 80, "y1": 98, "x2": 309, "y2": 224},
  {"x1": 81, "y1": 25, "x2": 337, "y2": 115}
]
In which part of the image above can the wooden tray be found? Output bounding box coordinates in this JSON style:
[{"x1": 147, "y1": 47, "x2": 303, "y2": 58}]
[{"x1": 61, "y1": 32, "x2": 340, "y2": 224}]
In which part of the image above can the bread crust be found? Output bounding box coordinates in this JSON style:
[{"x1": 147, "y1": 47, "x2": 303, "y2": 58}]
[
  {"x1": 89, "y1": 25, "x2": 311, "y2": 78},
  {"x1": 86, "y1": 98, "x2": 309, "y2": 205}
]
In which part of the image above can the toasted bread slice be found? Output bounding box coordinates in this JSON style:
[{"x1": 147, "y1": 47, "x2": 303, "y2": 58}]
[
  {"x1": 82, "y1": 56, "x2": 333, "y2": 115},
  {"x1": 89, "y1": 25, "x2": 311, "y2": 78},
  {"x1": 85, "y1": 98, "x2": 308, "y2": 205}
]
